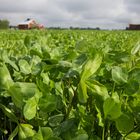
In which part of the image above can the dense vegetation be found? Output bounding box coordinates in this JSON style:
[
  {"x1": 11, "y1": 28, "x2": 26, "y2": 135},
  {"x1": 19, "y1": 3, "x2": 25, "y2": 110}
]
[
  {"x1": 0, "y1": 30, "x2": 140, "y2": 140},
  {"x1": 0, "y1": 20, "x2": 9, "y2": 29}
]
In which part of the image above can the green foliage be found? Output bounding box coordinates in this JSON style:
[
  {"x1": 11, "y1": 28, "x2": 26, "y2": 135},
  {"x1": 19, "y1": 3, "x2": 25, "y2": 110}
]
[
  {"x1": 112, "y1": 66, "x2": 128, "y2": 85},
  {"x1": 18, "y1": 124, "x2": 35, "y2": 140},
  {"x1": 0, "y1": 30, "x2": 140, "y2": 140},
  {"x1": 0, "y1": 63, "x2": 13, "y2": 91},
  {"x1": 103, "y1": 92, "x2": 122, "y2": 120},
  {"x1": 115, "y1": 113, "x2": 134, "y2": 134},
  {"x1": 0, "y1": 19, "x2": 9, "y2": 29}
]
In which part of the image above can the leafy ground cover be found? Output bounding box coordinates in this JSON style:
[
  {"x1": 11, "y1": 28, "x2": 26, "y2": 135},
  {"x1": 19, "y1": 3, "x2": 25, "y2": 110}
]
[{"x1": 0, "y1": 29, "x2": 140, "y2": 140}]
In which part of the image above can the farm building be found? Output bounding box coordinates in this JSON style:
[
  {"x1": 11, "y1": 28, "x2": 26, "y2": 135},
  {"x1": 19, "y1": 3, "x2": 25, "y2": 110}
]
[
  {"x1": 18, "y1": 18, "x2": 44, "y2": 30},
  {"x1": 126, "y1": 24, "x2": 140, "y2": 30}
]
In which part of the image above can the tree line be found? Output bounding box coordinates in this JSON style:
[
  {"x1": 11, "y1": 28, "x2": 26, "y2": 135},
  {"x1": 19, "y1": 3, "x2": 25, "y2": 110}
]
[{"x1": 0, "y1": 19, "x2": 9, "y2": 29}]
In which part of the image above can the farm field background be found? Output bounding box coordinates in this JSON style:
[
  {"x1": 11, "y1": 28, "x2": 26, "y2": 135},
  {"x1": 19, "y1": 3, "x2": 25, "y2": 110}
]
[{"x1": 0, "y1": 30, "x2": 140, "y2": 140}]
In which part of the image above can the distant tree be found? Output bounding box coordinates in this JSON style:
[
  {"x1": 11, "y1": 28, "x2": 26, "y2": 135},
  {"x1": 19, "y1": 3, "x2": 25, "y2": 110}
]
[
  {"x1": 0, "y1": 19, "x2": 10, "y2": 29},
  {"x1": 96, "y1": 27, "x2": 100, "y2": 30}
]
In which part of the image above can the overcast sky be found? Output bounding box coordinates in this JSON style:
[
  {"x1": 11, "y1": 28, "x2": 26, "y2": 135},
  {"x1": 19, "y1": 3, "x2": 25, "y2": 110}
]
[{"x1": 0, "y1": 0, "x2": 140, "y2": 29}]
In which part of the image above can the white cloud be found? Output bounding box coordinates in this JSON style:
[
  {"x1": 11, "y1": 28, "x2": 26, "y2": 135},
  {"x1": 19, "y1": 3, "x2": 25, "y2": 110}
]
[{"x1": 0, "y1": 0, "x2": 140, "y2": 29}]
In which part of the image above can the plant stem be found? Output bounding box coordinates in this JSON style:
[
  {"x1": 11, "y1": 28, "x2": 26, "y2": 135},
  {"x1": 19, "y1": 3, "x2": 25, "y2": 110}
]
[
  {"x1": 102, "y1": 126, "x2": 105, "y2": 140},
  {"x1": 4, "y1": 115, "x2": 6, "y2": 130},
  {"x1": 107, "y1": 122, "x2": 111, "y2": 140},
  {"x1": 65, "y1": 86, "x2": 77, "y2": 119},
  {"x1": 9, "y1": 120, "x2": 12, "y2": 134}
]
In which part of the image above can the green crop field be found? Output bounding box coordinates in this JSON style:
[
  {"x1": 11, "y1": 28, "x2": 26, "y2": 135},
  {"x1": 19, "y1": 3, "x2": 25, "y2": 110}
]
[{"x1": 0, "y1": 30, "x2": 140, "y2": 140}]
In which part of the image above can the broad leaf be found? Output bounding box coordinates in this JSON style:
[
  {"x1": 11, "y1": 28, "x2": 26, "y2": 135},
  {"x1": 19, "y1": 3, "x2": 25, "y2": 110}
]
[
  {"x1": 1, "y1": 50, "x2": 19, "y2": 71},
  {"x1": 86, "y1": 80, "x2": 109, "y2": 101},
  {"x1": 39, "y1": 95, "x2": 57, "y2": 113},
  {"x1": 112, "y1": 66, "x2": 128, "y2": 85},
  {"x1": 8, "y1": 82, "x2": 38, "y2": 108},
  {"x1": 18, "y1": 59, "x2": 31, "y2": 74},
  {"x1": 48, "y1": 114, "x2": 64, "y2": 127},
  {"x1": 115, "y1": 113, "x2": 134, "y2": 134},
  {"x1": 125, "y1": 132, "x2": 140, "y2": 140},
  {"x1": 125, "y1": 79, "x2": 139, "y2": 95},
  {"x1": 78, "y1": 80, "x2": 88, "y2": 103},
  {"x1": 24, "y1": 35, "x2": 31, "y2": 48},
  {"x1": 18, "y1": 124, "x2": 35, "y2": 140},
  {"x1": 73, "y1": 134, "x2": 88, "y2": 140},
  {"x1": 23, "y1": 97, "x2": 38, "y2": 120},
  {"x1": 0, "y1": 63, "x2": 13, "y2": 91},
  {"x1": 129, "y1": 68, "x2": 140, "y2": 84},
  {"x1": 23, "y1": 89, "x2": 42, "y2": 120},
  {"x1": 103, "y1": 92, "x2": 121, "y2": 120},
  {"x1": 40, "y1": 127, "x2": 53, "y2": 139},
  {"x1": 81, "y1": 53, "x2": 102, "y2": 80},
  {"x1": 131, "y1": 42, "x2": 140, "y2": 55}
]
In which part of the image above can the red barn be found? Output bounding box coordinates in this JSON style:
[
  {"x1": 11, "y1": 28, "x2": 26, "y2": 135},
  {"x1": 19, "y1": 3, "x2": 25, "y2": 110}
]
[
  {"x1": 127, "y1": 24, "x2": 140, "y2": 30},
  {"x1": 18, "y1": 18, "x2": 44, "y2": 30}
]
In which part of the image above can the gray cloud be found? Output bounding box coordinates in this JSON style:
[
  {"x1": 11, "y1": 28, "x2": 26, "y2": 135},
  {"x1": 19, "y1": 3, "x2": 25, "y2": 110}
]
[
  {"x1": 125, "y1": 0, "x2": 140, "y2": 13},
  {"x1": 0, "y1": 0, "x2": 140, "y2": 29}
]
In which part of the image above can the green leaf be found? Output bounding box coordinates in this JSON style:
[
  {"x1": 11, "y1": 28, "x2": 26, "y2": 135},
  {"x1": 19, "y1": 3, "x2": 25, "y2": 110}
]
[
  {"x1": 8, "y1": 85, "x2": 24, "y2": 108},
  {"x1": 108, "y1": 51, "x2": 130, "y2": 63},
  {"x1": 39, "y1": 95, "x2": 57, "y2": 113},
  {"x1": 7, "y1": 59, "x2": 19, "y2": 71},
  {"x1": 125, "y1": 132, "x2": 140, "y2": 140},
  {"x1": 103, "y1": 93, "x2": 121, "y2": 120},
  {"x1": 0, "y1": 63, "x2": 13, "y2": 91},
  {"x1": 78, "y1": 56, "x2": 104, "y2": 103},
  {"x1": 86, "y1": 80, "x2": 109, "y2": 101},
  {"x1": 18, "y1": 59, "x2": 31, "y2": 74},
  {"x1": 41, "y1": 47, "x2": 51, "y2": 59},
  {"x1": 131, "y1": 42, "x2": 140, "y2": 55},
  {"x1": 31, "y1": 62, "x2": 42, "y2": 75},
  {"x1": 40, "y1": 127, "x2": 53, "y2": 140},
  {"x1": 32, "y1": 132, "x2": 43, "y2": 140},
  {"x1": 42, "y1": 59, "x2": 58, "y2": 65},
  {"x1": 23, "y1": 89, "x2": 42, "y2": 120},
  {"x1": 0, "y1": 104, "x2": 18, "y2": 124},
  {"x1": 75, "y1": 53, "x2": 87, "y2": 65},
  {"x1": 24, "y1": 35, "x2": 31, "y2": 48},
  {"x1": 111, "y1": 92, "x2": 120, "y2": 103},
  {"x1": 48, "y1": 114, "x2": 64, "y2": 127},
  {"x1": 75, "y1": 40, "x2": 88, "y2": 53},
  {"x1": 1, "y1": 50, "x2": 19, "y2": 71},
  {"x1": 47, "y1": 137, "x2": 62, "y2": 140},
  {"x1": 63, "y1": 69, "x2": 80, "y2": 87},
  {"x1": 73, "y1": 134, "x2": 88, "y2": 140},
  {"x1": 23, "y1": 97, "x2": 38, "y2": 120},
  {"x1": 30, "y1": 49, "x2": 43, "y2": 58},
  {"x1": 115, "y1": 113, "x2": 134, "y2": 134},
  {"x1": 53, "y1": 119, "x2": 76, "y2": 138},
  {"x1": 18, "y1": 124, "x2": 35, "y2": 140},
  {"x1": 63, "y1": 50, "x2": 77, "y2": 61},
  {"x1": 8, "y1": 82, "x2": 37, "y2": 108},
  {"x1": 112, "y1": 66, "x2": 128, "y2": 84},
  {"x1": 8, "y1": 126, "x2": 18, "y2": 140},
  {"x1": 129, "y1": 68, "x2": 140, "y2": 84},
  {"x1": 89, "y1": 135, "x2": 101, "y2": 140},
  {"x1": 33, "y1": 127, "x2": 53, "y2": 140},
  {"x1": 81, "y1": 53, "x2": 102, "y2": 80},
  {"x1": 125, "y1": 79, "x2": 139, "y2": 95},
  {"x1": 95, "y1": 105, "x2": 104, "y2": 127},
  {"x1": 60, "y1": 118, "x2": 76, "y2": 133},
  {"x1": 58, "y1": 61, "x2": 72, "y2": 72},
  {"x1": 78, "y1": 80, "x2": 88, "y2": 103}
]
